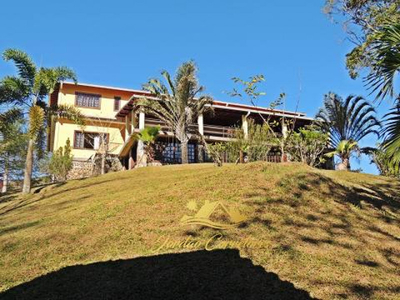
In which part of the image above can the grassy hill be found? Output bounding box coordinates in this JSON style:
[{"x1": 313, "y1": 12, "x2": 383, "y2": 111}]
[{"x1": 0, "y1": 163, "x2": 399, "y2": 299}]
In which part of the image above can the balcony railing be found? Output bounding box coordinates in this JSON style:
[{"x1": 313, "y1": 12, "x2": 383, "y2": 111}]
[{"x1": 145, "y1": 118, "x2": 235, "y2": 138}]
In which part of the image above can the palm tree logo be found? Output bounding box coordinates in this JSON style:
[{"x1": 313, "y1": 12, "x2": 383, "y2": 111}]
[{"x1": 181, "y1": 200, "x2": 247, "y2": 230}]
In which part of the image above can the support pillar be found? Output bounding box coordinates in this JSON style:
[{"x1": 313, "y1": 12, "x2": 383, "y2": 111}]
[
  {"x1": 197, "y1": 114, "x2": 204, "y2": 163},
  {"x1": 137, "y1": 111, "x2": 146, "y2": 166},
  {"x1": 242, "y1": 116, "x2": 248, "y2": 139}
]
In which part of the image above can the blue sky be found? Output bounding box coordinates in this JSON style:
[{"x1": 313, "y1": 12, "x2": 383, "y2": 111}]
[{"x1": 0, "y1": 0, "x2": 391, "y2": 174}]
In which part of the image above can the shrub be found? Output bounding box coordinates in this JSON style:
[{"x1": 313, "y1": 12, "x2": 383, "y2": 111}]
[
  {"x1": 286, "y1": 125, "x2": 329, "y2": 168},
  {"x1": 48, "y1": 138, "x2": 73, "y2": 181}
]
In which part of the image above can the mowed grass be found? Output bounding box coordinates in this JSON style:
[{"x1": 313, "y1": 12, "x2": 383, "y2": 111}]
[{"x1": 0, "y1": 163, "x2": 399, "y2": 299}]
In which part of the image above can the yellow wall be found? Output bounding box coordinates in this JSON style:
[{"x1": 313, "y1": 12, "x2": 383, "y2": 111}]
[
  {"x1": 58, "y1": 84, "x2": 131, "y2": 119},
  {"x1": 54, "y1": 119, "x2": 126, "y2": 160},
  {"x1": 53, "y1": 84, "x2": 133, "y2": 160}
]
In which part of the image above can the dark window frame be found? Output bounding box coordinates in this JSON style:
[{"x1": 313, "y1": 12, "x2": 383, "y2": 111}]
[
  {"x1": 75, "y1": 92, "x2": 101, "y2": 109},
  {"x1": 114, "y1": 96, "x2": 121, "y2": 111},
  {"x1": 73, "y1": 131, "x2": 109, "y2": 150}
]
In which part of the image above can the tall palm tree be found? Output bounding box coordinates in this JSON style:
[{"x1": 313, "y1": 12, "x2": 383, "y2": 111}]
[
  {"x1": 366, "y1": 23, "x2": 400, "y2": 165},
  {"x1": 139, "y1": 61, "x2": 213, "y2": 164},
  {"x1": 0, "y1": 49, "x2": 84, "y2": 193},
  {"x1": 316, "y1": 93, "x2": 381, "y2": 149}
]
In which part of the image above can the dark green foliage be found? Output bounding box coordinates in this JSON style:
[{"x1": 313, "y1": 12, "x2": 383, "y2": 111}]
[
  {"x1": 324, "y1": 0, "x2": 400, "y2": 79},
  {"x1": 381, "y1": 104, "x2": 400, "y2": 165},
  {"x1": 366, "y1": 23, "x2": 400, "y2": 100}
]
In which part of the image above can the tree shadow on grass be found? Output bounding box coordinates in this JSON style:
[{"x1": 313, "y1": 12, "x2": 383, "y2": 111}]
[
  {"x1": 0, "y1": 249, "x2": 314, "y2": 300},
  {"x1": 0, "y1": 178, "x2": 126, "y2": 218}
]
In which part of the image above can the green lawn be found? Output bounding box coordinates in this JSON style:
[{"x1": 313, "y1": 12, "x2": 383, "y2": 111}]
[{"x1": 0, "y1": 163, "x2": 399, "y2": 299}]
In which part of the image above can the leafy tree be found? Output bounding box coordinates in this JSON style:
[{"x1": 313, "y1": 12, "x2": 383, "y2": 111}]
[
  {"x1": 0, "y1": 109, "x2": 27, "y2": 193},
  {"x1": 228, "y1": 75, "x2": 289, "y2": 160},
  {"x1": 326, "y1": 140, "x2": 361, "y2": 170},
  {"x1": 324, "y1": 0, "x2": 400, "y2": 79},
  {"x1": 139, "y1": 61, "x2": 213, "y2": 164},
  {"x1": 48, "y1": 138, "x2": 73, "y2": 181},
  {"x1": 316, "y1": 93, "x2": 381, "y2": 149},
  {"x1": 0, "y1": 49, "x2": 85, "y2": 193},
  {"x1": 286, "y1": 125, "x2": 329, "y2": 168},
  {"x1": 137, "y1": 126, "x2": 160, "y2": 165}
]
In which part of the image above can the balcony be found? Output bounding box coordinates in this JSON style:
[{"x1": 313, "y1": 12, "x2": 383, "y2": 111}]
[{"x1": 143, "y1": 118, "x2": 235, "y2": 141}]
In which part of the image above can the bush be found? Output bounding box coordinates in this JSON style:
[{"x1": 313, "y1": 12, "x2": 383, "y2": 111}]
[
  {"x1": 226, "y1": 119, "x2": 279, "y2": 163},
  {"x1": 206, "y1": 143, "x2": 227, "y2": 167},
  {"x1": 48, "y1": 138, "x2": 73, "y2": 181},
  {"x1": 286, "y1": 125, "x2": 329, "y2": 167}
]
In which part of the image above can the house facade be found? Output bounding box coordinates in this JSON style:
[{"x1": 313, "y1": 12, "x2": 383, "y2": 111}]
[{"x1": 48, "y1": 82, "x2": 315, "y2": 177}]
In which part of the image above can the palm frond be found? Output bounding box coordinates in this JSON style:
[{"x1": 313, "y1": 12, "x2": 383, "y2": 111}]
[
  {"x1": 382, "y1": 104, "x2": 400, "y2": 164},
  {"x1": 49, "y1": 104, "x2": 85, "y2": 126},
  {"x1": 34, "y1": 67, "x2": 77, "y2": 99},
  {"x1": 0, "y1": 76, "x2": 31, "y2": 105},
  {"x1": 2, "y1": 49, "x2": 36, "y2": 86},
  {"x1": 365, "y1": 23, "x2": 400, "y2": 100},
  {"x1": 316, "y1": 92, "x2": 380, "y2": 148}
]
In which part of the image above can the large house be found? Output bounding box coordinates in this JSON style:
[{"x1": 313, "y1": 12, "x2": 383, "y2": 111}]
[{"x1": 48, "y1": 82, "x2": 315, "y2": 177}]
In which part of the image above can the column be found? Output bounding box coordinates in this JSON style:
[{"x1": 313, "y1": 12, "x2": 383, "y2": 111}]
[
  {"x1": 242, "y1": 116, "x2": 248, "y2": 139},
  {"x1": 197, "y1": 114, "x2": 204, "y2": 163},
  {"x1": 131, "y1": 110, "x2": 136, "y2": 132},
  {"x1": 137, "y1": 111, "x2": 146, "y2": 166},
  {"x1": 198, "y1": 114, "x2": 204, "y2": 135},
  {"x1": 125, "y1": 115, "x2": 130, "y2": 141},
  {"x1": 281, "y1": 120, "x2": 288, "y2": 139}
]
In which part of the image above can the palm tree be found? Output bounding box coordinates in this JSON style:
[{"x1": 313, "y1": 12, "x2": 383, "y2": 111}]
[
  {"x1": 0, "y1": 49, "x2": 84, "y2": 193},
  {"x1": 366, "y1": 23, "x2": 400, "y2": 165},
  {"x1": 316, "y1": 93, "x2": 381, "y2": 149},
  {"x1": 326, "y1": 140, "x2": 360, "y2": 171},
  {"x1": 139, "y1": 61, "x2": 213, "y2": 164},
  {"x1": 366, "y1": 23, "x2": 400, "y2": 100},
  {"x1": 382, "y1": 104, "x2": 400, "y2": 165},
  {"x1": 137, "y1": 126, "x2": 160, "y2": 165}
]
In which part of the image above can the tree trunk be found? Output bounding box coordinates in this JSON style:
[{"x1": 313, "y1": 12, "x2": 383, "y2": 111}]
[
  {"x1": 22, "y1": 138, "x2": 35, "y2": 194},
  {"x1": 2, "y1": 156, "x2": 9, "y2": 194},
  {"x1": 101, "y1": 153, "x2": 106, "y2": 175},
  {"x1": 337, "y1": 158, "x2": 350, "y2": 171},
  {"x1": 181, "y1": 141, "x2": 189, "y2": 164},
  {"x1": 239, "y1": 150, "x2": 244, "y2": 164},
  {"x1": 197, "y1": 144, "x2": 204, "y2": 163}
]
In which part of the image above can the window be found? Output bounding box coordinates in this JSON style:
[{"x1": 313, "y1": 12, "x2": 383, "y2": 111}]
[
  {"x1": 74, "y1": 131, "x2": 108, "y2": 150},
  {"x1": 75, "y1": 92, "x2": 100, "y2": 108},
  {"x1": 114, "y1": 97, "x2": 121, "y2": 111},
  {"x1": 155, "y1": 141, "x2": 196, "y2": 164}
]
